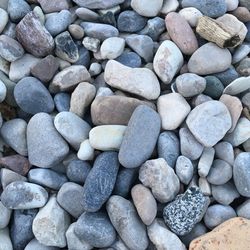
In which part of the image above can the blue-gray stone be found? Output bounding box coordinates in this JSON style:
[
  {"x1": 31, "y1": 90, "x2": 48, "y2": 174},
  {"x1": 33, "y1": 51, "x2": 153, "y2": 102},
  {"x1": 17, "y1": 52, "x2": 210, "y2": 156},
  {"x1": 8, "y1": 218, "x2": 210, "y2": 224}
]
[
  {"x1": 8, "y1": 0, "x2": 31, "y2": 23},
  {"x1": 246, "y1": 22, "x2": 250, "y2": 42},
  {"x1": 54, "y1": 92, "x2": 70, "y2": 112},
  {"x1": 116, "y1": 51, "x2": 142, "y2": 68},
  {"x1": 73, "y1": 43, "x2": 91, "y2": 68},
  {"x1": 82, "y1": 152, "x2": 119, "y2": 212},
  {"x1": 163, "y1": 187, "x2": 210, "y2": 236},
  {"x1": 118, "y1": 105, "x2": 161, "y2": 168},
  {"x1": 14, "y1": 77, "x2": 54, "y2": 115},
  {"x1": 213, "y1": 66, "x2": 239, "y2": 87},
  {"x1": 204, "y1": 76, "x2": 224, "y2": 99},
  {"x1": 117, "y1": 11, "x2": 147, "y2": 33},
  {"x1": 72, "y1": 0, "x2": 124, "y2": 9},
  {"x1": 75, "y1": 212, "x2": 116, "y2": 248},
  {"x1": 157, "y1": 131, "x2": 180, "y2": 168}
]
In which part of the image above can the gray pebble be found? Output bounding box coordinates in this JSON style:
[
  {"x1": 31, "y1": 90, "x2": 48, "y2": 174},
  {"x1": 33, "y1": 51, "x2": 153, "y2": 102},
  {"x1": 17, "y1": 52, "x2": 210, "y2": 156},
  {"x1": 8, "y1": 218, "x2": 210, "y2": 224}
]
[
  {"x1": 214, "y1": 141, "x2": 234, "y2": 165},
  {"x1": 54, "y1": 92, "x2": 70, "y2": 112},
  {"x1": 198, "y1": 147, "x2": 215, "y2": 178},
  {"x1": 0, "y1": 201, "x2": 11, "y2": 229},
  {"x1": 75, "y1": 7, "x2": 99, "y2": 21},
  {"x1": 116, "y1": 51, "x2": 142, "y2": 68},
  {"x1": 175, "y1": 155, "x2": 194, "y2": 185},
  {"x1": 72, "y1": 0, "x2": 124, "y2": 9},
  {"x1": 232, "y1": 43, "x2": 250, "y2": 64},
  {"x1": 24, "y1": 239, "x2": 60, "y2": 250},
  {"x1": 237, "y1": 199, "x2": 250, "y2": 219},
  {"x1": 0, "y1": 168, "x2": 27, "y2": 189},
  {"x1": 8, "y1": 0, "x2": 31, "y2": 22},
  {"x1": 213, "y1": 66, "x2": 239, "y2": 87},
  {"x1": 203, "y1": 76, "x2": 224, "y2": 99}
]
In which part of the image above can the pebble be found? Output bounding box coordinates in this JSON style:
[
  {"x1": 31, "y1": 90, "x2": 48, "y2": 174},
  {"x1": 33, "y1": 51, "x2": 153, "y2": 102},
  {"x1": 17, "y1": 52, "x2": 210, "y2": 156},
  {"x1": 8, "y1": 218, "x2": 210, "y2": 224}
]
[
  {"x1": 153, "y1": 40, "x2": 184, "y2": 84},
  {"x1": 82, "y1": 37, "x2": 100, "y2": 52},
  {"x1": 157, "y1": 131, "x2": 180, "y2": 168},
  {"x1": 131, "y1": 0, "x2": 163, "y2": 17},
  {"x1": 54, "y1": 92, "x2": 70, "y2": 112},
  {"x1": 117, "y1": 11, "x2": 147, "y2": 33},
  {"x1": 82, "y1": 152, "x2": 119, "y2": 212},
  {"x1": 165, "y1": 12, "x2": 198, "y2": 55},
  {"x1": 240, "y1": 0, "x2": 250, "y2": 10},
  {"x1": 89, "y1": 62, "x2": 102, "y2": 76},
  {"x1": 32, "y1": 196, "x2": 71, "y2": 248},
  {"x1": 179, "y1": 7, "x2": 203, "y2": 27},
  {"x1": 237, "y1": 199, "x2": 250, "y2": 218},
  {"x1": 74, "y1": 45, "x2": 90, "y2": 68},
  {"x1": 1, "y1": 181, "x2": 48, "y2": 209},
  {"x1": 68, "y1": 24, "x2": 84, "y2": 40},
  {"x1": 139, "y1": 158, "x2": 180, "y2": 202},
  {"x1": 203, "y1": 76, "x2": 224, "y2": 99},
  {"x1": 75, "y1": 212, "x2": 116, "y2": 248},
  {"x1": 204, "y1": 204, "x2": 236, "y2": 229},
  {"x1": 0, "y1": 168, "x2": 27, "y2": 189},
  {"x1": 163, "y1": 187, "x2": 210, "y2": 236},
  {"x1": 223, "y1": 76, "x2": 250, "y2": 95},
  {"x1": 232, "y1": 43, "x2": 250, "y2": 64},
  {"x1": 0, "y1": 56, "x2": 9, "y2": 75},
  {"x1": 148, "y1": 219, "x2": 186, "y2": 250},
  {"x1": 198, "y1": 147, "x2": 215, "y2": 177},
  {"x1": 119, "y1": 105, "x2": 161, "y2": 168},
  {"x1": 49, "y1": 65, "x2": 90, "y2": 93},
  {"x1": 226, "y1": 0, "x2": 239, "y2": 11},
  {"x1": 16, "y1": 12, "x2": 54, "y2": 57},
  {"x1": 186, "y1": 100, "x2": 232, "y2": 147},
  {"x1": 175, "y1": 156, "x2": 194, "y2": 185},
  {"x1": 0, "y1": 201, "x2": 11, "y2": 229},
  {"x1": 188, "y1": 43, "x2": 232, "y2": 75},
  {"x1": 37, "y1": 0, "x2": 69, "y2": 13},
  {"x1": 76, "y1": 7, "x2": 99, "y2": 21},
  {"x1": 33, "y1": 6, "x2": 45, "y2": 24},
  {"x1": 207, "y1": 159, "x2": 232, "y2": 185},
  {"x1": 14, "y1": 77, "x2": 54, "y2": 115},
  {"x1": 100, "y1": 37, "x2": 125, "y2": 60},
  {"x1": 8, "y1": 0, "x2": 31, "y2": 23},
  {"x1": 105, "y1": 60, "x2": 160, "y2": 100},
  {"x1": 214, "y1": 141, "x2": 234, "y2": 165},
  {"x1": 213, "y1": 65, "x2": 239, "y2": 86},
  {"x1": 77, "y1": 140, "x2": 94, "y2": 161},
  {"x1": 0, "y1": 118, "x2": 28, "y2": 156},
  {"x1": 161, "y1": 0, "x2": 179, "y2": 14},
  {"x1": 237, "y1": 57, "x2": 250, "y2": 76},
  {"x1": 0, "y1": 228, "x2": 13, "y2": 250},
  {"x1": 72, "y1": 0, "x2": 124, "y2": 9},
  {"x1": 27, "y1": 112, "x2": 69, "y2": 168},
  {"x1": 45, "y1": 10, "x2": 72, "y2": 37},
  {"x1": 199, "y1": 177, "x2": 212, "y2": 196},
  {"x1": 242, "y1": 92, "x2": 250, "y2": 108},
  {"x1": 106, "y1": 195, "x2": 149, "y2": 250},
  {"x1": 57, "y1": 182, "x2": 85, "y2": 218},
  {"x1": 131, "y1": 184, "x2": 157, "y2": 225},
  {"x1": 25, "y1": 239, "x2": 60, "y2": 250},
  {"x1": 0, "y1": 8, "x2": 8, "y2": 33}
]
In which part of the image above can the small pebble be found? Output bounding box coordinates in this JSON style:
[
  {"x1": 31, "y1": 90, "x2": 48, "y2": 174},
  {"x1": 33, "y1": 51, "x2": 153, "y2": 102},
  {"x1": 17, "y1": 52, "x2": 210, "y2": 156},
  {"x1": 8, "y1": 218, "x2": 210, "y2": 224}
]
[
  {"x1": 82, "y1": 37, "x2": 100, "y2": 53},
  {"x1": 203, "y1": 76, "x2": 224, "y2": 99},
  {"x1": 198, "y1": 147, "x2": 215, "y2": 177},
  {"x1": 68, "y1": 24, "x2": 84, "y2": 40},
  {"x1": 8, "y1": 0, "x2": 31, "y2": 23},
  {"x1": 0, "y1": 201, "x2": 11, "y2": 229},
  {"x1": 77, "y1": 140, "x2": 94, "y2": 161},
  {"x1": 131, "y1": 0, "x2": 163, "y2": 17},
  {"x1": 237, "y1": 199, "x2": 250, "y2": 219},
  {"x1": 0, "y1": 8, "x2": 8, "y2": 33},
  {"x1": 175, "y1": 155, "x2": 194, "y2": 185},
  {"x1": 54, "y1": 92, "x2": 70, "y2": 112},
  {"x1": 101, "y1": 37, "x2": 125, "y2": 60}
]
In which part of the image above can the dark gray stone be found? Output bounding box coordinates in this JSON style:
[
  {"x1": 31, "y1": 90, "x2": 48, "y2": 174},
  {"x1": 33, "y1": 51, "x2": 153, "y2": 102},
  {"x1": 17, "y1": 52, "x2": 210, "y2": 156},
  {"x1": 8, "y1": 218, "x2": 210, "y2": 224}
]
[
  {"x1": 119, "y1": 105, "x2": 161, "y2": 168},
  {"x1": 116, "y1": 51, "x2": 142, "y2": 68},
  {"x1": 213, "y1": 66, "x2": 239, "y2": 87},
  {"x1": 14, "y1": 77, "x2": 54, "y2": 115},
  {"x1": 8, "y1": 0, "x2": 31, "y2": 22},
  {"x1": 82, "y1": 152, "x2": 119, "y2": 212},
  {"x1": 163, "y1": 187, "x2": 210, "y2": 236},
  {"x1": 73, "y1": 43, "x2": 91, "y2": 68},
  {"x1": 54, "y1": 92, "x2": 70, "y2": 112},
  {"x1": 75, "y1": 212, "x2": 116, "y2": 248},
  {"x1": 204, "y1": 76, "x2": 224, "y2": 99}
]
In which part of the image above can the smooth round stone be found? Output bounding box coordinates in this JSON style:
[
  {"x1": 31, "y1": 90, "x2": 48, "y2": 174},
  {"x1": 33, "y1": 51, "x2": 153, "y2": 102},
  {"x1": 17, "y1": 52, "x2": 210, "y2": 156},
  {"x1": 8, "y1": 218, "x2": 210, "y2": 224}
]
[
  {"x1": 157, "y1": 93, "x2": 191, "y2": 130},
  {"x1": 54, "y1": 92, "x2": 70, "y2": 112},
  {"x1": 0, "y1": 168, "x2": 27, "y2": 189},
  {"x1": 198, "y1": 147, "x2": 214, "y2": 178},
  {"x1": 179, "y1": 7, "x2": 203, "y2": 27},
  {"x1": 14, "y1": 77, "x2": 54, "y2": 115},
  {"x1": 226, "y1": 0, "x2": 239, "y2": 11},
  {"x1": 139, "y1": 158, "x2": 180, "y2": 203},
  {"x1": 76, "y1": 7, "x2": 99, "y2": 21},
  {"x1": 214, "y1": 141, "x2": 234, "y2": 165},
  {"x1": 157, "y1": 131, "x2": 180, "y2": 168},
  {"x1": 237, "y1": 58, "x2": 250, "y2": 76},
  {"x1": 107, "y1": 195, "x2": 149, "y2": 250},
  {"x1": 117, "y1": 10, "x2": 147, "y2": 33},
  {"x1": 203, "y1": 76, "x2": 224, "y2": 99},
  {"x1": 207, "y1": 159, "x2": 232, "y2": 185},
  {"x1": 237, "y1": 199, "x2": 250, "y2": 219},
  {"x1": 153, "y1": 40, "x2": 184, "y2": 84},
  {"x1": 188, "y1": 43, "x2": 232, "y2": 75},
  {"x1": 66, "y1": 159, "x2": 91, "y2": 185},
  {"x1": 192, "y1": 94, "x2": 213, "y2": 107},
  {"x1": 100, "y1": 37, "x2": 125, "y2": 60},
  {"x1": 33, "y1": 6, "x2": 45, "y2": 24},
  {"x1": 72, "y1": 0, "x2": 124, "y2": 9},
  {"x1": 24, "y1": 239, "x2": 60, "y2": 250},
  {"x1": 186, "y1": 101, "x2": 232, "y2": 147},
  {"x1": 223, "y1": 76, "x2": 250, "y2": 95},
  {"x1": 0, "y1": 201, "x2": 11, "y2": 229},
  {"x1": 77, "y1": 140, "x2": 94, "y2": 161},
  {"x1": 82, "y1": 152, "x2": 119, "y2": 212},
  {"x1": 175, "y1": 156, "x2": 194, "y2": 185},
  {"x1": 38, "y1": 0, "x2": 70, "y2": 13},
  {"x1": 57, "y1": 182, "x2": 85, "y2": 218},
  {"x1": 165, "y1": 12, "x2": 198, "y2": 55},
  {"x1": 240, "y1": 0, "x2": 250, "y2": 10},
  {"x1": 8, "y1": 0, "x2": 31, "y2": 22},
  {"x1": 204, "y1": 204, "x2": 236, "y2": 229},
  {"x1": 68, "y1": 24, "x2": 84, "y2": 40},
  {"x1": 0, "y1": 228, "x2": 13, "y2": 250},
  {"x1": 234, "y1": 152, "x2": 250, "y2": 197},
  {"x1": 75, "y1": 212, "x2": 116, "y2": 248},
  {"x1": 1, "y1": 181, "x2": 48, "y2": 209},
  {"x1": 118, "y1": 105, "x2": 161, "y2": 168},
  {"x1": 54, "y1": 111, "x2": 91, "y2": 150},
  {"x1": 89, "y1": 62, "x2": 102, "y2": 76},
  {"x1": 0, "y1": 8, "x2": 8, "y2": 33},
  {"x1": 161, "y1": 0, "x2": 179, "y2": 14},
  {"x1": 131, "y1": 0, "x2": 163, "y2": 17},
  {"x1": 0, "y1": 118, "x2": 27, "y2": 156},
  {"x1": 232, "y1": 43, "x2": 250, "y2": 65},
  {"x1": 176, "y1": 73, "x2": 206, "y2": 97},
  {"x1": 32, "y1": 196, "x2": 70, "y2": 248},
  {"x1": 182, "y1": 0, "x2": 227, "y2": 17},
  {"x1": 213, "y1": 66, "x2": 239, "y2": 86},
  {"x1": 131, "y1": 184, "x2": 157, "y2": 225},
  {"x1": 199, "y1": 177, "x2": 212, "y2": 196}
]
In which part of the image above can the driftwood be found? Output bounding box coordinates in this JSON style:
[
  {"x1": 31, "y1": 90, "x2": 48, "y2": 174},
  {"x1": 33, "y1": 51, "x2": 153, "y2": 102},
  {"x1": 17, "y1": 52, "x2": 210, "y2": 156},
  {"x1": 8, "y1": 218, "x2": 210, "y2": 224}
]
[{"x1": 196, "y1": 16, "x2": 241, "y2": 48}]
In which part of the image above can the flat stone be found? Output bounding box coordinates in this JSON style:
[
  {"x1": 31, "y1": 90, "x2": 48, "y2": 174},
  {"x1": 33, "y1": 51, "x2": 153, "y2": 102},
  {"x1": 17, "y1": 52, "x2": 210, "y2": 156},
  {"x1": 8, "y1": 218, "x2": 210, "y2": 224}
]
[
  {"x1": 139, "y1": 158, "x2": 180, "y2": 203},
  {"x1": 16, "y1": 12, "x2": 54, "y2": 57},
  {"x1": 0, "y1": 228, "x2": 13, "y2": 250},
  {"x1": 204, "y1": 76, "x2": 224, "y2": 99},
  {"x1": 179, "y1": 7, "x2": 203, "y2": 27},
  {"x1": 116, "y1": 51, "x2": 142, "y2": 68},
  {"x1": 0, "y1": 168, "x2": 27, "y2": 189},
  {"x1": 0, "y1": 8, "x2": 8, "y2": 33},
  {"x1": 38, "y1": 0, "x2": 69, "y2": 13},
  {"x1": 72, "y1": 0, "x2": 124, "y2": 9},
  {"x1": 223, "y1": 76, "x2": 250, "y2": 95},
  {"x1": 76, "y1": 7, "x2": 99, "y2": 21},
  {"x1": 131, "y1": 0, "x2": 163, "y2": 17},
  {"x1": 54, "y1": 92, "x2": 70, "y2": 112},
  {"x1": 198, "y1": 147, "x2": 215, "y2": 177},
  {"x1": 8, "y1": 0, "x2": 31, "y2": 23},
  {"x1": 106, "y1": 195, "x2": 149, "y2": 250},
  {"x1": 175, "y1": 155, "x2": 194, "y2": 185},
  {"x1": 77, "y1": 140, "x2": 94, "y2": 161},
  {"x1": 101, "y1": 37, "x2": 125, "y2": 60},
  {"x1": 0, "y1": 201, "x2": 11, "y2": 229}
]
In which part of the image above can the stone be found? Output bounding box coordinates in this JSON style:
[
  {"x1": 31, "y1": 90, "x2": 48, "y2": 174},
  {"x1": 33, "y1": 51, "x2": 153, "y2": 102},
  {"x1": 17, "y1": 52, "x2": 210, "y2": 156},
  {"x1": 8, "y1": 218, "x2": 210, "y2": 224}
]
[
  {"x1": 153, "y1": 40, "x2": 184, "y2": 84},
  {"x1": 0, "y1": 168, "x2": 27, "y2": 189},
  {"x1": 232, "y1": 43, "x2": 250, "y2": 65},
  {"x1": 16, "y1": 12, "x2": 54, "y2": 57},
  {"x1": 0, "y1": 8, "x2": 8, "y2": 33},
  {"x1": 148, "y1": 219, "x2": 186, "y2": 250},
  {"x1": 223, "y1": 76, "x2": 250, "y2": 95},
  {"x1": 0, "y1": 79, "x2": 7, "y2": 103},
  {"x1": 116, "y1": 51, "x2": 142, "y2": 68},
  {"x1": 131, "y1": 0, "x2": 163, "y2": 17},
  {"x1": 77, "y1": 140, "x2": 94, "y2": 161},
  {"x1": 240, "y1": 0, "x2": 250, "y2": 9},
  {"x1": 139, "y1": 158, "x2": 180, "y2": 203},
  {"x1": 14, "y1": 77, "x2": 54, "y2": 115},
  {"x1": 104, "y1": 60, "x2": 160, "y2": 100},
  {"x1": 32, "y1": 196, "x2": 70, "y2": 248},
  {"x1": 54, "y1": 112, "x2": 91, "y2": 150},
  {"x1": 89, "y1": 125, "x2": 126, "y2": 151},
  {"x1": 131, "y1": 184, "x2": 157, "y2": 225},
  {"x1": 165, "y1": 12, "x2": 198, "y2": 55},
  {"x1": 33, "y1": 6, "x2": 45, "y2": 25},
  {"x1": 0, "y1": 201, "x2": 11, "y2": 229},
  {"x1": 75, "y1": 212, "x2": 116, "y2": 248},
  {"x1": 204, "y1": 204, "x2": 236, "y2": 229},
  {"x1": 106, "y1": 195, "x2": 149, "y2": 250},
  {"x1": 89, "y1": 62, "x2": 102, "y2": 76},
  {"x1": 69, "y1": 24, "x2": 84, "y2": 40},
  {"x1": 82, "y1": 37, "x2": 100, "y2": 53},
  {"x1": 157, "y1": 93, "x2": 191, "y2": 130},
  {"x1": 175, "y1": 155, "x2": 194, "y2": 185},
  {"x1": 109, "y1": 237, "x2": 129, "y2": 250},
  {"x1": 214, "y1": 141, "x2": 234, "y2": 165},
  {"x1": 198, "y1": 147, "x2": 215, "y2": 177},
  {"x1": 226, "y1": 0, "x2": 239, "y2": 11},
  {"x1": 0, "y1": 56, "x2": 9, "y2": 75},
  {"x1": 25, "y1": 239, "x2": 60, "y2": 250},
  {"x1": 72, "y1": 0, "x2": 124, "y2": 9},
  {"x1": 237, "y1": 58, "x2": 250, "y2": 76},
  {"x1": 237, "y1": 200, "x2": 250, "y2": 218},
  {"x1": 0, "y1": 118, "x2": 27, "y2": 156},
  {"x1": 8, "y1": 0, "x2": 31, "y2": 23},
  {"x1": 1, "y1": 181, "x2": 48, "y2": 209},
  {"x1": 27, "y1": 113, "x2": 69, "y2": 168},
  {"x1": 54, "y1": 92, "x2": 70, "y2": 112},
  {"x1": 199, "y1": 177, "x2": 212, "y2": 196},
  {"x1": 188, "y1": 43, "x2": 232, "y2": 75},
  {"x1": 163, "y1": 187, "x2": 210, "y2": 236},
  {"x1": 76, "y1": 7, "x2": 99, "y2": 22},
  {"x1": 161, "y1": 0, "x2": 179, "y2": 14},
  {"x1": 38, "y1": 0, "x2": 69, "y2": 13},
  {"x1": 0, "y1": 35, "x2": 24, "y2": 62},
  {"x1": 186, "y1": 100, "x2": 232, "y2": 147},
  {"x1": 101, "y1": 37, "x2": 125, "y2": 60},
  {"x1": 203, "y1": 76, "x2": 224, "y2": 99},
  {"x1": 57, "y1": 182, "x2": 85, "y2": 218},
  {"x1": 0, "y1": 228, "x2": 13, "y2": 250},
  {"x1": 242, "y1": 92, "x2": 250, "y2": 109},
  {"x1": 119, "y1": 105, "x2": 161, "y2": 168},
  {"x1": 82, "y1": 152, "x2": 119, "y2": 212},
  {"x1": 74, "y1": 44, "x2": 90, "y2": 68},
  {"x1": 179, "y1": 7, "x2": 203, "y2": 27},
  {"x1": 213, "y1": 66, "x2": 239, "y2": 86}
]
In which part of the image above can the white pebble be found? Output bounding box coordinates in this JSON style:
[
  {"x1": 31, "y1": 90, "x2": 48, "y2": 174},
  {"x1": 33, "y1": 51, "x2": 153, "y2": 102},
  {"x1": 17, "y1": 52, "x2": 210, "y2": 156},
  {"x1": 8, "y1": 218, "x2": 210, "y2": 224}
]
[
  {"x1": 77, "y1": 139, "x2": 94, "y2": 161},
  {"x1": 100, "y1": 37, "x2": 125, "y2": 60}
]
